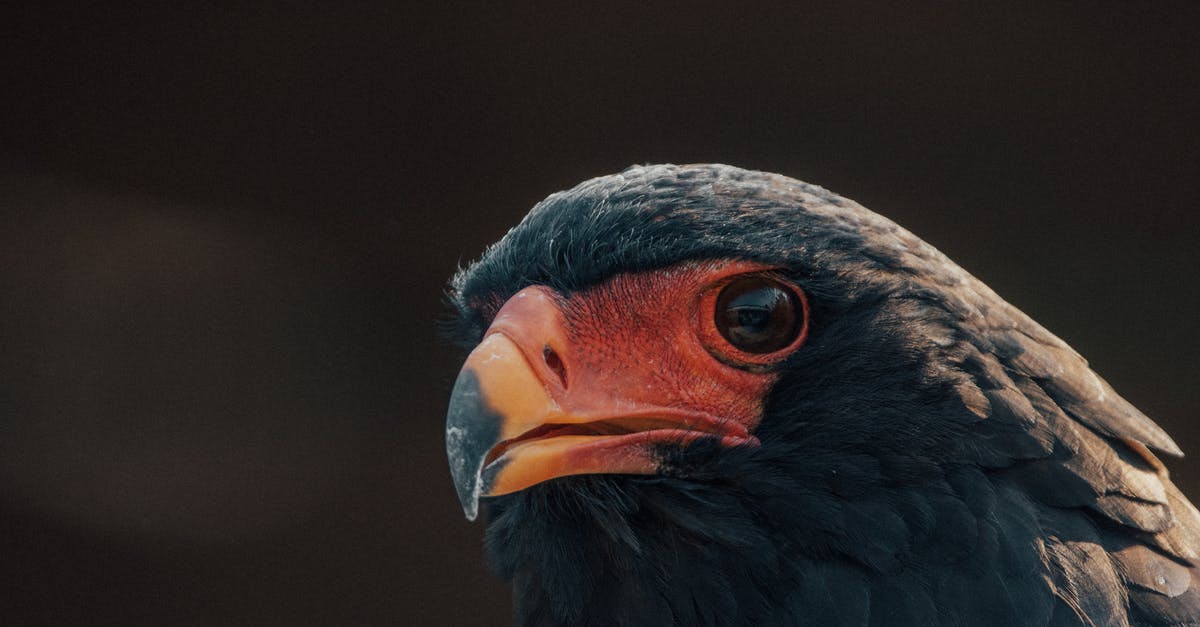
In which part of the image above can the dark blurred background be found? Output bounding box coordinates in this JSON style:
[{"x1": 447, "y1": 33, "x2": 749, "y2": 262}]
[{"x1": 1, "y1": 3, "x2": 1197, "y2": 625}]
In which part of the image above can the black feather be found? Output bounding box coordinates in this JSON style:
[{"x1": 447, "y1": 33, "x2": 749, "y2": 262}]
[{"x1": 449, "y1": 164, "x2": 1200, "y2": 625}]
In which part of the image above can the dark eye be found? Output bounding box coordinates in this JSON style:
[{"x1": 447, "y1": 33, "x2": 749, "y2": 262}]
[{"x1": 714, "y1": 277, "x2": 801, "y2": 353}]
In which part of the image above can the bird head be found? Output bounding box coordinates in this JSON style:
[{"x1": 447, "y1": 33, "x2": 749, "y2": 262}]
[{"x1": 447, "y1": 164, "x2": 1038, "y2": 521}]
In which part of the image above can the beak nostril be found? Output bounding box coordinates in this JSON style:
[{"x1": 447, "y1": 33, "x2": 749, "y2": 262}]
[{"x1": 543, "y1": 345, "x2": 568, "y2": 388}]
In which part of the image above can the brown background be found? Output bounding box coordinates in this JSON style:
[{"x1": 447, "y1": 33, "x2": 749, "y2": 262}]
[{"x1": 1, "y1": 3, "x2": 1198, "y2": 625}]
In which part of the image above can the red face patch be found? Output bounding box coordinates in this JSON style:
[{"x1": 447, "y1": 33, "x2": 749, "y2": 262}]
[{"x1": 488, "y1": 259, "x2": 808, "y2": 437}]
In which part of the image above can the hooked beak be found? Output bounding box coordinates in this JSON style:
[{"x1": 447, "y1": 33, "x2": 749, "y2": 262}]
[{"x1": 445, "y1": 286, "x2": 756, "y2": 520}]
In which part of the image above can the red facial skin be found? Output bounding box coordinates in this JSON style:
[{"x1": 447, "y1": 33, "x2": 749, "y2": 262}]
[{"x1": 461, "y1": 260, "x2": 809, "y2": 498}]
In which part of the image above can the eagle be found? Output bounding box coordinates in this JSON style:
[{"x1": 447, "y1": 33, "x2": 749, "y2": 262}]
[{"x1": 444, "y1": 164, "x2": 1200, "y2": 626}]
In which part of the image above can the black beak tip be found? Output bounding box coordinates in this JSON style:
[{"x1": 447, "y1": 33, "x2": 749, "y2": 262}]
[{"x1": 445, "y1": 368, "x2": 500, "y2": 521}]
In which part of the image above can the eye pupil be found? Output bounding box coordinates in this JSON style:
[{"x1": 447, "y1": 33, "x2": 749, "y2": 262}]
[
  {"x1": 736, "y1": 308, "x2": 768, "y2": 328},
  {"x1": 715, "y1": 277, "x2": 801, "y2": 354}
]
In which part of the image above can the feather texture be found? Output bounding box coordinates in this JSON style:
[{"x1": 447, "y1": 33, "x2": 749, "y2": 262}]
[{"x1": 450, "y1": 164, "x2": 1200, "y2": 625}]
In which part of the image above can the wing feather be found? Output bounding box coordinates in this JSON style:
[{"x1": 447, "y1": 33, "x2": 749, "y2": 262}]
[{"x1": 948, "y1": 277, "x2": 1200, "y2": 624}]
